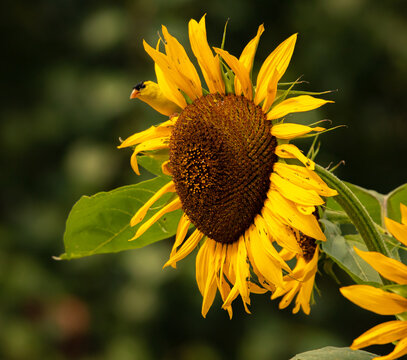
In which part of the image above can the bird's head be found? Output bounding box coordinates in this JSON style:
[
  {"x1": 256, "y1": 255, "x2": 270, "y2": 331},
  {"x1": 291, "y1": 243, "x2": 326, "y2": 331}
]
[{"x1": 130, "y1": 81, "x2": 147, "y2": 99}]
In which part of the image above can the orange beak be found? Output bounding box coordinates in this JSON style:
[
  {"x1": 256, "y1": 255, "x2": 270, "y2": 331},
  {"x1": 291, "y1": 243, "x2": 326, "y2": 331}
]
[{"x1": 130, "y1": 89, "x2": 140, "y2": 99}]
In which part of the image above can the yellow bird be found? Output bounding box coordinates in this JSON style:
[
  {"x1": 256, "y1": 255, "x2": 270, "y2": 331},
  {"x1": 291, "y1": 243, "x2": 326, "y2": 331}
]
[{"x1": 130, "y1": 81, "x2": 181, "y2": 116}]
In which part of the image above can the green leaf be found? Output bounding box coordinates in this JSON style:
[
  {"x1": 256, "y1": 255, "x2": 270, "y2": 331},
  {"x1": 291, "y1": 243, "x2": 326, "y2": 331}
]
[
  {"x1": 59, "y1": 176, "x2": 180, "y2": 260},
  {"x1": 290, "y1": 346, "x2": 377, "y2": 360},
  {"x1": 385, "y1": 183, "x2": 407, "y2": 223},
  {"x1": 326, "y1": 182, "x2": 383, "y2": 226},
  {"x1": 320, "y1": 219, "x2": 381, "y2": 284}
]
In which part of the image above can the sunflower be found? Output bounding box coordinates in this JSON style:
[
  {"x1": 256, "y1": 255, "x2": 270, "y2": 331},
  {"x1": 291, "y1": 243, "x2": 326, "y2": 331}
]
[
  {"x1": 340, "y1": 204, "x2": 407, "y2": 360},
  {"x1": 120, "y1": 15, "x2": 337, "y2": 317}
]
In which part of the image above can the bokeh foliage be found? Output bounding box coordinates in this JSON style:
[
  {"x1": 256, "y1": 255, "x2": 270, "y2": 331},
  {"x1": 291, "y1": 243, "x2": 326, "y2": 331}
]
[{"x1": 2, "y1": 0, "x2": 406, "y2": 359}]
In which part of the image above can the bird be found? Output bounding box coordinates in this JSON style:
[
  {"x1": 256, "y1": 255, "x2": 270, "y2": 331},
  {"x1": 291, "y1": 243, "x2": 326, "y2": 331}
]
[{"x1": 130, "y1": 81, "x2": 181, "y2": 116}]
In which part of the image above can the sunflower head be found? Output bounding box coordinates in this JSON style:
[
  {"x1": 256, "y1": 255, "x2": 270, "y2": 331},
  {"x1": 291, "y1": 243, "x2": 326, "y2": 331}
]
[{"x1": 121, "y1": 16, "x2": 336, "y2": 317}]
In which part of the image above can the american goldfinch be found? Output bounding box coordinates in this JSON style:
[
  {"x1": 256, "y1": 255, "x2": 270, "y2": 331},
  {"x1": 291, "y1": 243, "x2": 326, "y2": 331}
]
[{"x1": 130, "y1": 81, "x2": 181, "y2": 116}]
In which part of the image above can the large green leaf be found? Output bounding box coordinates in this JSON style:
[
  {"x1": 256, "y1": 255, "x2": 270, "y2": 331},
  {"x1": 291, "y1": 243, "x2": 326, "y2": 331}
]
[
  {"x1": 320, "y1": 219, "x2": 381, "y2": 284},
  {"x1": 290, "y1": 346, "x2": 377, "y2": 360},
  {"x1": 59, "y1": 176, "x2": 180, "y2": 260}
]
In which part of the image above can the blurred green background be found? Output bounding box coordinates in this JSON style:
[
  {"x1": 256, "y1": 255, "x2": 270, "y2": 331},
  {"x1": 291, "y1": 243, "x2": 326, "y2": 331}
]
[{"x1": 2, "y1": 0, "x2": 407, "y2": 359}]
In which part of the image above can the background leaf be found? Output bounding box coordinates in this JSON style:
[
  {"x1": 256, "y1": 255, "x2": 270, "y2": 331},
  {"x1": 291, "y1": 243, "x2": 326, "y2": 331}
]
[
  {"x1": 320, "y1": 219, "x2": 381, "y2": 284},
  {"x1": 385, "y1": 183, "x2": 407, "y2": 223},
  {"x1": 290, "y1": 346, "x2": 377, "y2": 360},
  {"x1": 60, "y1": 176, "x2": 180, "y2": 259}
]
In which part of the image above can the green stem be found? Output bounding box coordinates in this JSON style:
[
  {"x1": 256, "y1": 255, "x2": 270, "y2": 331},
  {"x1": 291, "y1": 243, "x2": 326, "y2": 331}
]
[{"x1": 315, "y1": 164, "x2": 391, "y2": 285}]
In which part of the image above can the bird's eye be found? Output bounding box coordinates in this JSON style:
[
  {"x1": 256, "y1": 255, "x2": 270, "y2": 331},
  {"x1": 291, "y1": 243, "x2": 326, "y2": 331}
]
[{"x1": 133, "y1": 81, "x2": 146, "y2": 91}]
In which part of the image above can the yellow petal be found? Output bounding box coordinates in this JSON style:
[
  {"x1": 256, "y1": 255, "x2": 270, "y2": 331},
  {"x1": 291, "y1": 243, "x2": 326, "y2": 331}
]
[
  {"x1": 196, "y1": 239, "x2": 217, "y2": 318},
  {"x1": 161, "y1": 160, "x2": 172, "y2": 176},
  {"x1": 130, "y1": 181, "x2": 175, "y2": 226},
  {"x1": 118, "y1": 118, "x2": 175, "y2": 149},
  {"x1": 163, "y1": 229, "x2": 203, "y2": 268},
  {"x1": 234, "y1": 24, "x2": 264, "y2": 95},
  {"x1": 224, "y1": 237, "x2": 251, "y2": 312},
  {"x1": 213, "y1": 47, "x2": 253, "y2": 100},
  {"x1": 375, "y1": 337, "x2": 407, "y2": 360},
  {"x1": 385, "y1": 217, "x2": 407, "y2": 247},
  {"x1": 169, "y1": 214, "x2": 191, "y2": 267},
  {"x1": 261, "y1": 208, "x2": 302, "y2": 254},
  {"x1": 131, "y1": 197, "x2": 181, "y2": 240},
  {"x1": 188, "y1": 16, "x2": 225, "y2": 94},
  {"x1": 271, "y1": 123, "x2": 325, "y2": 140},
  {"x1": 270, "y1": 172, "x2": 325, "y2": 206},
  {"x1": 254, "y1": 215, "x2": 291, "y2": 271},
  {"x1": 246, "y1": 224, "x2": 285, "y2": 288},
  {"x1": 275, "y1": 144, "x2": 315, "y2": 170},
  {"x1": 143, "y1": 40, "x2": 197, "y2": 102},
  {"x1": 130, "y1": 137, "x2": 169, "y2": 175},
  {"x1": 261, "y1": 68, "x2": 279, "y2": 112},
  {"x1": 273, "y1": 163, "x2": 338, "y2": 197},
  {"x1": 354, "y1": 247, "x2": 407, "y2": 285},
  {"x1": 350, "y1": 320, "x2": 407, "y2": 349},
  {"x1": 255, "y1": 34, "x2": 297, "y2": 106},
  {"x1": 161, "y1": 25, "x2": 202, "y2": 99},
  {"x1": 267, "y1": 95, "x2": 333, "y2": 120},
  {"x1": 155, "y1": 57, "x2": 187, "y2": 109},
  {"x1": 340, "y1": 285, "x2": 407, "y2": 315},
  {"x1": 265, "y1": 190, "x2": 326, "y2": 241}
]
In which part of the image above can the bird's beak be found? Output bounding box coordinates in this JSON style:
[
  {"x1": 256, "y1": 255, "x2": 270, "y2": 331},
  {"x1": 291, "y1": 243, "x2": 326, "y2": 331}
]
[{"x1": 130, "y1": 89, "x2": 140, "y2": 99}]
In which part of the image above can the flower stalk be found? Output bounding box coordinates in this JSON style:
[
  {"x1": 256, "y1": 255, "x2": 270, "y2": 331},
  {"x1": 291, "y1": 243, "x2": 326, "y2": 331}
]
[{"x1": 315, "y1": 164, "x2": 392, "y2": 285}]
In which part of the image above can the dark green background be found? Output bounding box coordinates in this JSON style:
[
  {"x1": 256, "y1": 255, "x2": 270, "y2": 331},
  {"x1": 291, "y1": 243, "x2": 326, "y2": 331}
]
[{"x1": 2, "y1": 0, "x2": 406, "y2": 359}]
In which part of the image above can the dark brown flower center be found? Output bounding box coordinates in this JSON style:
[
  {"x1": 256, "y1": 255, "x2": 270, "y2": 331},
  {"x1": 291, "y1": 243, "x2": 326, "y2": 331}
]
[{"x1": 169, "y1": 94, "x2": 277, "y2": 244}]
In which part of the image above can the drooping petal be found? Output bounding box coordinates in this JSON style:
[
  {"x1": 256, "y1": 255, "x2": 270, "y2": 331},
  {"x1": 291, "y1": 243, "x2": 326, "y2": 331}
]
[
  {"x1": 163, "y1": 229, "x2": 204, "y2": 268},
  {"x1": 261, "y1": 208, "x2": 302, "y2": 254},
  {"x1": 354, "y1": 248, "x2": 407, "y2": 285},
  {"x1": 169, "y1": 214, "x2": 191, "y2": 266},
  {"x1": 255, "y1": 34, "x2": 297, "y2": 106},
  {"x1": 275, "y1": 144, "x2": 315, "y2": 170},
  {"x1": 271, "y1": 123, "x2": 326, "y2": 140},
  {"x1": 273, "y1": 163, "x2": 337, "y2": 197},
  {"x1": 130, "y1": 137, "x2": 169, "y2": 175},
  {"x1": 267, "y1": 95, "x2": 333, "y2": 120},
  {"x1": 350, "y1": 320, "x2": 407, "y2": 349},
  {"x1": 213, "y1": 47, "x2": 253, "y2": 100},
  {"x1": 143, "y1": 40, "x2": 198, "y2": 102},
  {"x1": 118, "y1": 118, "x2": 176, "y2": 149},
  {"x1": 196, "y1": 239, "x2": 217, "y2": 318},
  {"x1": 131, "y1": 197, "x2": 182, "y2": 239},
  {"x1": 375, "y1": 337, "x2": 407, "y2": 360},
  {"x1": 385, "y1": 217, "x2": 407, "y2": 247},
  {"x1": 130, "y1": 181, "x2": 176, "y2": 226},
  {"x1": 246, "y1": 224, "x2": 285, "y2": 288},
  {"x1": 270, "y1": 172, "x2": 325, "y2": 206},
  {"x1": 223, "y1": 237, "x2": 251, "y2": 313},
  {"x1": 254, "y1": 215, "x2": 291, "y2": 271},
  {"x1": 265, "y1": 190, "x2": 326, "y2": 241},
  {"x1": 340, "y1": 285, "x2": 407, "y2": 315},
  {"x1": 235, "y1": 24, "x2": 265, "y2": 95},
  {"x1": 161, "y1": 25, "x2": 202, "y2": 99},
  {"x1": 188, "y1": 16, "x2": 225, "y2": 94},
  {"x1": 155, "y1": 57, "x2": 187, "y2": 109}
]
